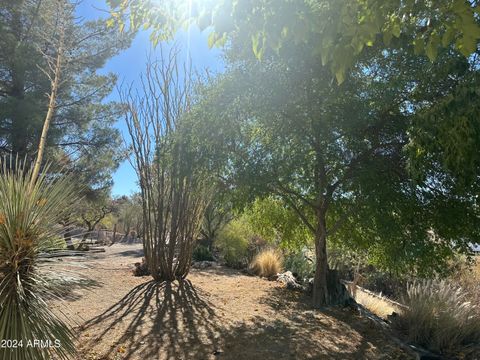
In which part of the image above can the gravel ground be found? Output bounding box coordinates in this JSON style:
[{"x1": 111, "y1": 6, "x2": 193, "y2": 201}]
[{"x1": 49, "y1": 244, "x2": 413, "y2": 360}]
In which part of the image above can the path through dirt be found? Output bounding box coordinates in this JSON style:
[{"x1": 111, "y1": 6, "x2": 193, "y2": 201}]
[{"x1": 50, "y1": 244, "x2": 412, "y2": 360}]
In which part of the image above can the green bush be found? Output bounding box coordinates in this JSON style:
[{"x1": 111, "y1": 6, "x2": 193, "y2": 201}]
[
  {"x1": 396, "y1": 279, "x2": 480, "y2": 355},
  {"x1": 192, "y1": 245, "x2": 214, "y2": 261},
  {"x1": 284, "y1": 248, "x2": 315, "y2": 282},
  {"x1": 243, "y1": 196, "x2": 313, "y2": 251},
  {"x1": 215, "y1": 218, "x2": 251, "y2": 268},
  {"x1": 0, "y1": 160, "x2": 78, "y2": 360}
]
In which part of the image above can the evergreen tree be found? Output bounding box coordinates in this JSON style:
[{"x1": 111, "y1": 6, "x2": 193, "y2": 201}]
[{"x1": 0, "y1": 0, "x2": 131, "y2": 191}]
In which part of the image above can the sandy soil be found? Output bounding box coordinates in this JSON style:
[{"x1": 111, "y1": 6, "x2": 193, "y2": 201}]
[{"x1": 49, "y1": 244, "x2": 412, "y2": 360}]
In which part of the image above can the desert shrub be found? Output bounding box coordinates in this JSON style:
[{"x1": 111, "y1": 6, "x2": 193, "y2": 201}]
[
  {"x1": 249, "y1": 248, "x2": 283, "y2": 277},
  {"x1": 396, "y1": 279, "x2": 480, "y2": 355},
  {"x1": 215, "y1": 218, "x2": 251, "y2": 268},
  {"x1": 0, "y1": 160, "x2": 78, "y2": 360},
  {"x1": 192, "y1": 245, "x2": 214, "y2": 261},
  {"x1": 452, "y1": 257, "x2": 480, "y2": 309},
  {"x1": 283, "y1": 248, "x2": 315, "y2": 282}
]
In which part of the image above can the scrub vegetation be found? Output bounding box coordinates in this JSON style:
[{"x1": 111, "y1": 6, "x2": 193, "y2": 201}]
[{"x1": 1, "y1": 0, "x2": 480, "y2": 359}]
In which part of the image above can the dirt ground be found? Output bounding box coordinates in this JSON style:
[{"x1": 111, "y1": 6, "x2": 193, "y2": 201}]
[{"x1": 49, "y1": 244, "x2": 412, "y2": 360}]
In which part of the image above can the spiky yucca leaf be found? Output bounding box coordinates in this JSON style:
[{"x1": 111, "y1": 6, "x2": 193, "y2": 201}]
[{"x1": 0, "y1": 159, "x2": 78, "y2": 360}]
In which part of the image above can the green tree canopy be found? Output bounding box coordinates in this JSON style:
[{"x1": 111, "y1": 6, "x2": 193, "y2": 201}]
[
  {"x1": 187, "y1": 30, "x2": 480, "y2": 304},
  {"x1": 0, "y1": 0, "x2": 131, "y2": 192},
  {"x1": 107, "y1": 0, "x2": 480, "y2": 306},
  {"x1": 108, "y1": 0, "x2": 480, "y2": 83}
]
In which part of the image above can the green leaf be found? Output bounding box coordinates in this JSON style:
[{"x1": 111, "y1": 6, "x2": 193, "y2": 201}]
[
  {"x1": 442, "y1": 27, "x2": 454, "y2": 47},
  {"x1": 392, "y1": 23, "x2": 401, "y2": 38},
  {"x1": 383, "y1": 30, "x2": 393, "y2": 46},
  {"x1": 208, "y1": 31, "x2": 217, "y2": 48},
  {"x1": 216, "y1": 32, "x2": 228, "y2": 47},
  {"x1": 352, "y1": 39, "x2": 364, "y2": 54},
  {"x1": 335, "y1": 67, "x2": 345, "y2": 84},
  {"x1": 252, "y1": 32, "x2": 265, "y2": 60},
  {"x1": 321, "y1": 36, "x2": 333, "y2": 66},
  {"x1": 425, "y1": 40, "x2": 438, "y2": 62},
  {"x1": 425, "y1": 32, "x2": 440, "y2": 62},
  {"x1": 321, "y1": 48, "x2": 329, "y2": 66},
  {"x1": 457, "y1": 35, "x2": 477, "y2": 57},
  {"x1": 413, "y1": 38, "x2": 424, "y2": 55},
  {"x1": 150, "y1": 32, "x2": 159, "y2": 47}
]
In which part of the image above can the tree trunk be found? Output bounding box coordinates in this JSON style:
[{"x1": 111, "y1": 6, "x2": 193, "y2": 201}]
[
  {"x1": 312, "y1": 208, "x2": 329, "y2": 308},
  {"x1": 29, "y1": 4, "x2": 65, "y2": 189},
  {"x1": 123, "y1": 225, "x2": 131, "y2": 242},
  {"x1": 29, "y1": 47, "x2": 63, "y2": 187}
]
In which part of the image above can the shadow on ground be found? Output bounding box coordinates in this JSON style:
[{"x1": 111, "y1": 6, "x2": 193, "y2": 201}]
[
  {"x1": 115, "y1": 249, "x2": 145, "y2": 258},
  {"x1": 45, "y1": 274, "x2": 101, "y2": 302},
  {"x1": 81, "y1": 279, "x2": 223, "y2": 360},
  {"x1": 248, "y1": 287, "x2": 411, "y2": 359},
  {"x1": 79, "y1": 269, "x2": 411, "y2": 360}
]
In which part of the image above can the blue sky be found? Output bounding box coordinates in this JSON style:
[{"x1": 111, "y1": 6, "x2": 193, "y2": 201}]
[{"x1": 76, "y1": 1, "x2": 224, "y2": 196}]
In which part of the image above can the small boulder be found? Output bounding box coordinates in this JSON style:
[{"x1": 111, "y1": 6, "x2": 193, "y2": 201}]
[
  {"x1": 277, "y1": 271, "x2": 303, "y2": 291},
  {"x1": 133, "y1": 258, "x2": 150, "y2": 276}
]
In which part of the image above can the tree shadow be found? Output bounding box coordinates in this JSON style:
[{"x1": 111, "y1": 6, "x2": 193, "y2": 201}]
[
  {"x1": 245, "y1": 286, "x2": 412, "y2": 359},
  {"x1": 81, "y1": 279, "x2": 223, "y2": 360},
  {"x1": 78, "y1": 273, "x2": 411, "y2": 360},
  {"x1": 116, "y1": 249, "x2": 144, "y2": 258},
  {"x1": 45, "y1": 275, "x2": 101, "y2": 302}
]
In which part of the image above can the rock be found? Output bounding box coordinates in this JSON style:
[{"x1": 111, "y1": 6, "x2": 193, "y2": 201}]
[
  {"x1": 132, "y1": 258, "x2": 150, "y2": 276},
  {"x1": 277, "y1": 271, "x2": 303, "y2": 291},
  {"x1": 191, "y1": 261, "x2": 217, "y2": 269},
  {"x1": 304, "y1": 278, "x2": 315, "y2": 293}
]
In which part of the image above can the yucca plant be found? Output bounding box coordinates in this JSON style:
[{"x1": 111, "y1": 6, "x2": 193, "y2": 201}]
[
  {"x1": 397, "y1": 279, "x2": 480, "y2": 355},
  {"x1": 0, "y1": 158, "x2": 78, "y2": 360}
]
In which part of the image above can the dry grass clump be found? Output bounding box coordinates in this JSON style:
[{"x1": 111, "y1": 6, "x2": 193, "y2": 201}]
[
  {"x1": 396, "y1": 279, "x2": 480, "y2": 355},
  {"x1": 249, "y1": 248, "x2": 283, "y2": 278},
  {"x1": 454, "y1": 257, "x2": 480, "y2": 309}
]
